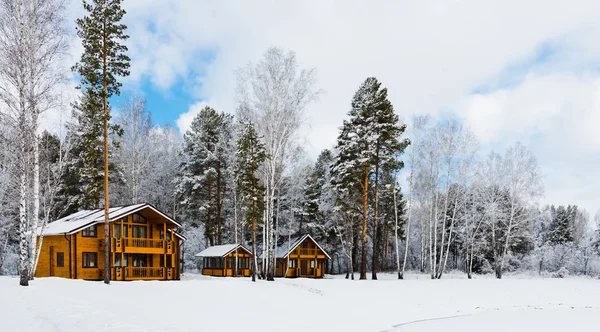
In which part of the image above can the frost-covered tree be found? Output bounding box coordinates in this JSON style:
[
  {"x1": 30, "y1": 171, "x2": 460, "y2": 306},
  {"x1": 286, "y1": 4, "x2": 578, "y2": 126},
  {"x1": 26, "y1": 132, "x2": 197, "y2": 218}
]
[
  {"x1": 0, "y1": 0, "x2": 68, "y2": 286},
  {"x1": 236, "y1": 47, "x2": 320, "y2": 281},
  {"x1": 177, "y1": 106, "x2": 233, "y2": 246},
  {"x1": 235, "y1": 121, "x2": 268, "y2": 282}
]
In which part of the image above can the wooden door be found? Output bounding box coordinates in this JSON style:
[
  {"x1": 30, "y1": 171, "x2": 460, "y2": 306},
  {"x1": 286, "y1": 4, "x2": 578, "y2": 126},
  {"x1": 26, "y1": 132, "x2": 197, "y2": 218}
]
[{"x1": 300, "y1": 259, "x2": 308, "y2": 276}]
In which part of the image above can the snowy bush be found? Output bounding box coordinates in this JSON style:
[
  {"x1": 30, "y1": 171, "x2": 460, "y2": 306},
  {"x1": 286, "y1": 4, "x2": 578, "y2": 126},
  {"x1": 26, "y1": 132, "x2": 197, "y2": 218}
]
[{"x1": 552, "y1": 267, "x2": 569, "y2": 278}]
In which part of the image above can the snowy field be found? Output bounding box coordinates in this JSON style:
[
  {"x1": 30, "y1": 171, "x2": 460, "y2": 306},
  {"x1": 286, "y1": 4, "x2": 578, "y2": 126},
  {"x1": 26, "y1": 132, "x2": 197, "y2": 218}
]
[{"x1": 1, "y1": 273, "x2": 599, "y2": 332}]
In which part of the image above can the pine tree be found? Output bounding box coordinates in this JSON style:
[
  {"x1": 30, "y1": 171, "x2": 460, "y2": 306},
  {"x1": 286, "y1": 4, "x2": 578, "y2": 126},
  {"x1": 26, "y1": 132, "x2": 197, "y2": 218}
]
[
  {"x1": 73, "y1": 0, "x2": 130, "y2": 284},
  {"x1": 177, "y1": 106, "x2": 233, "y2": 246},
  {"x1": 235, "y1": 121, "x2": 268, "y2": 282},
  {"x1": 333, "y1": 77, "x2": 408, "y2": 280}
]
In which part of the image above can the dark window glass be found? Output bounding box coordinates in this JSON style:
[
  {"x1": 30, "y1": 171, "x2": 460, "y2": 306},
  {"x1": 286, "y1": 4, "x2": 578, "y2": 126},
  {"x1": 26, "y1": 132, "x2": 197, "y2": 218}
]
[
  {"x1": 166, "y1": 255, "x2": 172, "y2": 268},
  {"x1": 114, "y1": 253, "x2": 121, "y2": 267},
  {"x1": 132, "y1": 225, "x2": 147, "y2": 238},
  {"x1": 132, "y1": 213, "x2": 147, "y2": 224},
  {"x1": 82, "y1": 252, "x2": 97, "y2": 268},
  {"x1": 82, "y1": 225, "x2": 97, "y2": 237},
  {"x1": 56, "y1": 252, "x2": 64, "y2": 267}
]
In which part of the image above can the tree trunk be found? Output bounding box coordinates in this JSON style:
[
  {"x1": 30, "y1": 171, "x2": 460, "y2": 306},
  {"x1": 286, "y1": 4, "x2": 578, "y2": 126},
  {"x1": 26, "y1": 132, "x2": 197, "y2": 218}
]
[
  {"x1": 251, "y1": 179, "x2": 256, "y2": 282},
  {"x1": 102, "y1": 21, "x2": 111, "y2": 285},
  {"x1": 394, "y1": 183, "x2": 402, "y2": 279},
  {"x1": 372, "y1": 161, "x2": 380, "y2": 280},
  {"x1": 360, "y1": 164, "x2": 369, "y2": 280},
  {"x1": 216, "y1": 168, "x2": 222, "y2": 245}
]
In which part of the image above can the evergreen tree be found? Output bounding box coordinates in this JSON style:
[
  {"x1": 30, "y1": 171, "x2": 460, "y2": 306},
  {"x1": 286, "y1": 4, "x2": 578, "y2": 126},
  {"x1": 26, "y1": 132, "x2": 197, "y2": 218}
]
[
  {"x1": 73, "y1": 0, "x2": 130, "y2": 284},
  {"x1": 235, "y1": 121, "x2": 268, "y2": 282},
  {"x1": 332, "y1": 77, "x2": 408, "y2": 280},
  {"x1": 548, "y1": 205, "x2": 576, "y2": 245},
  {"x1": 177, "y1": 106, "x2": 233, "y2": 246}
]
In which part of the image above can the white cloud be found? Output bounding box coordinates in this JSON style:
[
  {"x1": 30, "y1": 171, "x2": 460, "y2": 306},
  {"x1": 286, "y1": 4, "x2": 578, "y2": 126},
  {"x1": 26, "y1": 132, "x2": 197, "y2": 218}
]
[{"x1": 106, "y1": 0, "x2": 600, "y2": 213}]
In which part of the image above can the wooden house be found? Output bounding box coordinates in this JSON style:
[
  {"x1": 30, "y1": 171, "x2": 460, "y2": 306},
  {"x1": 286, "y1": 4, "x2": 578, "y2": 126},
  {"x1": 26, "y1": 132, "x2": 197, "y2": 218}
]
[
  {"x1": 35, "y1": 203, "x2": 184, "y2": 281},
  {"x1": 273, "y1": 234, "x2": 330, "y2": 278},
  {"x1": 196, "y1": 244, "x2": 253, "y2": 277}
]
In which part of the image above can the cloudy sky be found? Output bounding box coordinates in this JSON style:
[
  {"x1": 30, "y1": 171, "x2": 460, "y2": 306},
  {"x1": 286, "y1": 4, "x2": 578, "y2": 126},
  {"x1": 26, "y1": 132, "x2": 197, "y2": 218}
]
[{"x1": 63, "y1": 0, "x2": 600, "y2": 215}]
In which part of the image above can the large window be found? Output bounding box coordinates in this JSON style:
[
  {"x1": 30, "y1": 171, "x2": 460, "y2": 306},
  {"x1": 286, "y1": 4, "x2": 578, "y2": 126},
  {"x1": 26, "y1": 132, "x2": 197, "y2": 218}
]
[
  {"x1": 132, "y1": 254, "x2": 147, "y2": 267},
  {"x1": 56, "y1": 252, "x2": 64, "y2": 267},
  {"x1": 132, "y1": 213, "x2": 147, "y2": 224},
  {"x1": 203, "y1": 257, "x2": 223, "y2": 269},
  {"x1": 288, "y1": 259, "x2": 297, "y2": 268},
  {"x1": 132, "y1": 225, "x2": 146, "y2": 238},
  {"x1": 82, "y1": 252, "x2": 97, "y2": 268},
  {"x1": 114, "y1": 253, "x2": 123, "y2": 267},
  {"x1": 82, "y1": 225, "x2": 97, "y2": 237}
]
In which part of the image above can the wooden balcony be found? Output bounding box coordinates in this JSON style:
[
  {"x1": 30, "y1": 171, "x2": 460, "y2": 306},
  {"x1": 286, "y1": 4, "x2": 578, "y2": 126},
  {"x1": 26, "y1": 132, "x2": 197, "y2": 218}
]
[
  {"x1": 124, "y1": 267, "x2": 167, "y2": 280},
  {"x1": 112, "y1": 238, "x2": 174, "y2": 254}
]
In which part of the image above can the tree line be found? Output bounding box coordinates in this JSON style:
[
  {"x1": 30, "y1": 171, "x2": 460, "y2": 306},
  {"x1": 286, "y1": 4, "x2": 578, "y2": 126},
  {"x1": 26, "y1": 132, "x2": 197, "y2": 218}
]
[{"x1": 1, "y1": 0, "x2": 600, "y2": 286}]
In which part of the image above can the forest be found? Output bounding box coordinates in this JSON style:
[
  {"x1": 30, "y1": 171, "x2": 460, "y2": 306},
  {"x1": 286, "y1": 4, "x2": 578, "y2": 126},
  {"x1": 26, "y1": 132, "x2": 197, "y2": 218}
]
[{"x1": 1, "y1": 0, "x2": 600, "y2": 286}]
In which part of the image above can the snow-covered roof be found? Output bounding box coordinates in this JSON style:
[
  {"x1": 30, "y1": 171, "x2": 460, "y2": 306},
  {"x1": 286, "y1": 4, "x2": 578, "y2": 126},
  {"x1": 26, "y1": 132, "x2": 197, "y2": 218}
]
[
  {"x1": 275, "y1": 234, "x2": 331, "y2": 259},
  {"x1": 40, "y1": 203, "x2": 182, "y2": 236},
  {"x1": 195, "y1": 244, "x2": 251, "y2": 257}
]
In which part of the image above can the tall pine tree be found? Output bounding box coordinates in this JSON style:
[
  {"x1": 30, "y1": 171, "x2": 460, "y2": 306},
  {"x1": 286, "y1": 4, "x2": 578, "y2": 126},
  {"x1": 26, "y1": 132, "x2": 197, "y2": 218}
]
[
  {"x1": 73, "y1": 0, "x2": 130, "y2": 284},
  {"x1": 235, "y1": 121, "x2": 267, "y2": 282},
  {"x1": 178, "y1": 106, "x2": 233, "y2": 246}
]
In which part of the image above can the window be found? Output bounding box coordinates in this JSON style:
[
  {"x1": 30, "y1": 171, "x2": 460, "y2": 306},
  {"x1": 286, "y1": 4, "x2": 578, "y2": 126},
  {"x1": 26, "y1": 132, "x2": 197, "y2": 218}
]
[
  {"x1": 82, "y1": 252, "x2": 97, "y2": 268},
  {"x1": 159, "y1": 229, "x2": 164, "y2": 240},
  {"x1": 82, "y1": 225, "x2": 97, "y2": 237},
  {"x1": 310, "y1": 260, "x2": 315, "y2": 269},
  {"x1": 301, "y1": 241, "x2": 308, "y2": 248},
  {"x1": 166, "y1": 255, "x2": 172, "y2": 268},
  {"x1": 132, "y1": 213, "x2": 147, "y2": 224},
  {"x1": 56, "y1": 252, "x2": 64, "y2": 267},
  {"x1": 226, "y1": 258, "x2": 233, "y2": 269},
  {"x1": 132, "y1": 225, "x2": 147, "y2": 238},
  {"x1": 160, "y1": 255, "x2": 164, "y2": 267},
  {"x1": 114, "y1": 224, "x2": 121, "y2": 239},
  {"x1": 132, "y1": 254, "x2": 147, "y2": 267},
  {"x1": 166, "y1": 230, "x2": 171, "y2": 241},
  {"x1": 288, "y1": 259, "x2": 296, "y2": 268},
  {"x1": 114, "y1": 253, "x2": 121, "y2": 267}
]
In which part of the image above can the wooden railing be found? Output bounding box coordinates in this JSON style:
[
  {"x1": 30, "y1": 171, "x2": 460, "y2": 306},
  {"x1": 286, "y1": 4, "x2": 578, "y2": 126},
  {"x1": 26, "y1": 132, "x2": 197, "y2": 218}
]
[
  {"x1": 124, "y1": 239, "x2": 165, "y2": 249},
  {"x1": 125, "y1": 267, "x2": 164, "y2": 279}
]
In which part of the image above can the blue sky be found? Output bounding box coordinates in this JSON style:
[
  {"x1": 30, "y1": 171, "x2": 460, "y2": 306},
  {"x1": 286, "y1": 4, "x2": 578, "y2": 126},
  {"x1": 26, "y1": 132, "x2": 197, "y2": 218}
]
[{"x1": 63, "y1": 0, "x2": 600, "y2": 216}]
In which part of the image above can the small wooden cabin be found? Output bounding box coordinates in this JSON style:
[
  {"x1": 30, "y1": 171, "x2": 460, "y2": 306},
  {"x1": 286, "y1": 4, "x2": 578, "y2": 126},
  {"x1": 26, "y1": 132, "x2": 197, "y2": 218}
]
[
  {"x1": 35, "y1": 203, "x2": 185, "y2": 281},
  {"x1": 196, "y1": 244, "x2": 253, "y2": 277},
  {"x1": 274, "y1": 234, "x2": 330, "y2": 278}
]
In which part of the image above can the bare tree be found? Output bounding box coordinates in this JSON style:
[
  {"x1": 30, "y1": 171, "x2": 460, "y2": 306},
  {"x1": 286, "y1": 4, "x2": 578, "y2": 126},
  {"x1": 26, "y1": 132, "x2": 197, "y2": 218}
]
[
  {"x1": 0, "y1": 0, "x2": 67, "y2": 285},
  {"x1": 236, "y1": 47, "x2": 320, "y2": 280}
]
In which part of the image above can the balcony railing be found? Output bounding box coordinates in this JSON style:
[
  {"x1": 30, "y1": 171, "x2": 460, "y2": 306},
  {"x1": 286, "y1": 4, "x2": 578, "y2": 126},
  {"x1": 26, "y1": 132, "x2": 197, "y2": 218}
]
[
  {"x1": 125, "y1": 267, "x2": 164, "y2": 279},
  {"x1": 123, "y1": 238, "x2": 165, "y2": 249}
]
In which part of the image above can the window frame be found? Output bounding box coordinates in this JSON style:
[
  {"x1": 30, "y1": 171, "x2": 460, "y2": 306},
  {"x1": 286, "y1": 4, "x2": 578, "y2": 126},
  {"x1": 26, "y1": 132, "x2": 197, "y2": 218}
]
[
  {"x1": 56, "y1": 252, "x2": 64, "y2": 267},
  {"x1": 82, "y1": 252, "x2": 98, "y2": 268},
  {"x1": 81, "y1": 225, "x2": 97, "y2": 238}
]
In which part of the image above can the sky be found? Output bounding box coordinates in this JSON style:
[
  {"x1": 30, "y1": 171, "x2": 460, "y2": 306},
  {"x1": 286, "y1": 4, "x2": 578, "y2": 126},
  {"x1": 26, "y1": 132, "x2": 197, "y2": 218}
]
[{"x1": 60, "y1": 0, "x2": 600, "y2": 216}]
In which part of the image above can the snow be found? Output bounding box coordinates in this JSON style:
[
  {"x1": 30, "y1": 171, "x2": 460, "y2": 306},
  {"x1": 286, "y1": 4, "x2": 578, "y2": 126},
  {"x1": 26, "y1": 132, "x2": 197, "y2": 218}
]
[
  {"x1": 40, "y1": 203, "x2": 179, "y2": 236},
  {"x1": 194, "y1": 243, "x2": 249, "y2": 257},
  {"x1": 2, "y1": 273, "x2": 600, "y2": 332}
]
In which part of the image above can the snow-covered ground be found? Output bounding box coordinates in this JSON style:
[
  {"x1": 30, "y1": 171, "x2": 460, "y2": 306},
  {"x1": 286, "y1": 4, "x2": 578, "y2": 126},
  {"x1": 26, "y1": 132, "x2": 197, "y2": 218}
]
[{"x1": 1, "y1": 273, "x2": 599, "y2": 332}]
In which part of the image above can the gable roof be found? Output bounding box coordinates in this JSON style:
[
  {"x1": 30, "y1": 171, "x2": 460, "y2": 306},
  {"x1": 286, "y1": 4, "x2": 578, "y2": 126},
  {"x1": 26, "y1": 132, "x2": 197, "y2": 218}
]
[
  {"x1": 41, "y1": 203, "x2": 182, "y2": 236},
  {"x1": 195, "y1": 244, "x2": 252, "y2": 257},
  {"x1": 276, "y1": 234, "x2": 331, "y2": 259}
]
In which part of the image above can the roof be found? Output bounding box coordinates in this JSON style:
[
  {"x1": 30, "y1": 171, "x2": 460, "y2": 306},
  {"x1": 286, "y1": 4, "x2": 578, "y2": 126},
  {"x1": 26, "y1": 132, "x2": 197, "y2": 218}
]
[
  {"x1": 195, "y1": 244, "x2": 252, "y2": 257},
  {"x1": 275, "y1": 234, "x2": 331, "y2": 259},
  {"x1": 40, "y1": 203, "x2": 182, "y2": 236}
]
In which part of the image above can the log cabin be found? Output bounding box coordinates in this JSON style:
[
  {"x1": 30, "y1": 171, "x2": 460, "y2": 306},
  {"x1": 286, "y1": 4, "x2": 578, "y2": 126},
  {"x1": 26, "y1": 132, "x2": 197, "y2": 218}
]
[
  {"x1": 196, "y1": 244, "x2": 253, "y2": 277},
  {"x1": 34, "y1": 203, "x2": 184, "y2": 281},
  {"x1": 272, "y1": 234, "x2": 330, "y2": 278}
]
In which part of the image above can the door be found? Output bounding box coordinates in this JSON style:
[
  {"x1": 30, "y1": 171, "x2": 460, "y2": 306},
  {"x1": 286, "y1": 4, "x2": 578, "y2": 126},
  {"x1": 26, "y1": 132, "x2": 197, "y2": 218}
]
[{"x1": 300, "y1": 259, "x2": 308, "y2": 276}]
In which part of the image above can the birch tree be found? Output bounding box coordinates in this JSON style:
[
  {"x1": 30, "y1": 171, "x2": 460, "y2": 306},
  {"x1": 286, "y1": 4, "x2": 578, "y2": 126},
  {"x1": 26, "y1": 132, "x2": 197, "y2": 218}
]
[
  {"x1": 0, "y1": 0, "x2": 67, "y2": 285},
  {"x1": 236, "y1": 47, "x2": 320, "y2": 281}
]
